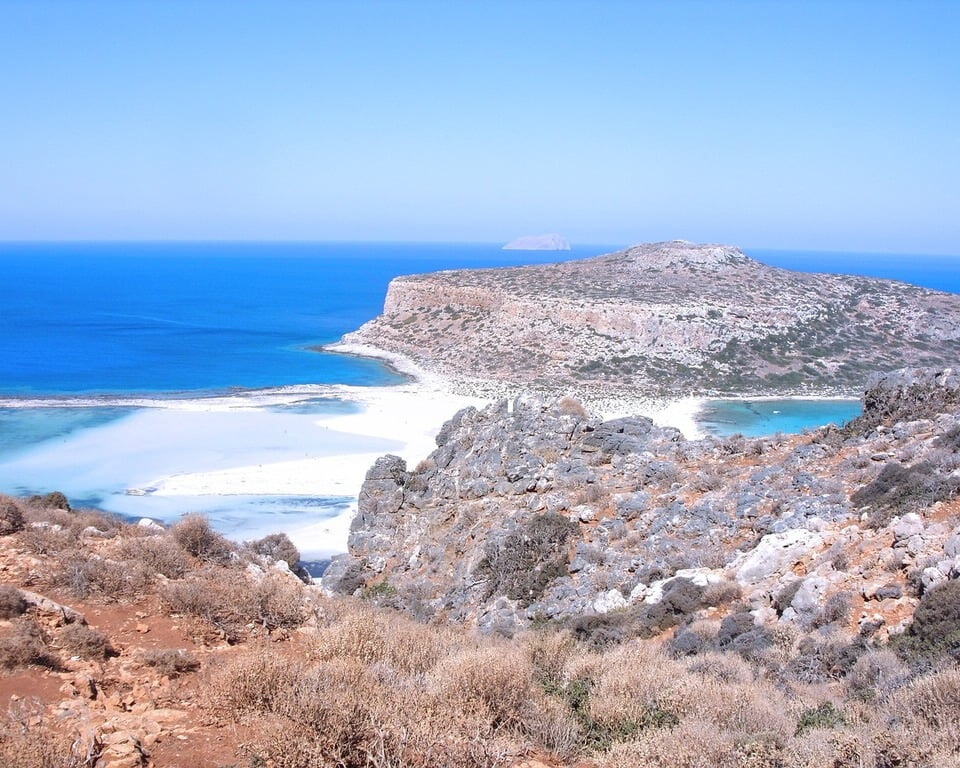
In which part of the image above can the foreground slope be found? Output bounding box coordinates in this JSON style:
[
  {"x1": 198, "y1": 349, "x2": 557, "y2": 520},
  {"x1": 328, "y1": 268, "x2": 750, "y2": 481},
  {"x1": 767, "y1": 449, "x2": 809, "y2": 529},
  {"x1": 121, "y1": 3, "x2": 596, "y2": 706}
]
[
  {"x1": 4, "y1": 370, "x2": 960, "y2": 766},
  {"x1": 340, "y1": 241, "x2": 960, "y2": 397}
]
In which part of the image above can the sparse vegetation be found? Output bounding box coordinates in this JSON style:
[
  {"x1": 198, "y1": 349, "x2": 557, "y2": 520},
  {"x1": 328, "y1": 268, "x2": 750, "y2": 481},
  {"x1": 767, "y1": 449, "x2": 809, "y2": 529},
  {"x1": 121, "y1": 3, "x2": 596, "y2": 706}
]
[
  {"x1": 478, "y1": 513, "x2": 577, "y2": 606},
  {"x1": 138, "y1": 647, "x2": 200, "y2": 677},
  {"x1": 58, "y1": 623, "x2": 115, "y2": 661},
  {"x1": 852, "y1": 460, "x2": 960, "y2": 527}
]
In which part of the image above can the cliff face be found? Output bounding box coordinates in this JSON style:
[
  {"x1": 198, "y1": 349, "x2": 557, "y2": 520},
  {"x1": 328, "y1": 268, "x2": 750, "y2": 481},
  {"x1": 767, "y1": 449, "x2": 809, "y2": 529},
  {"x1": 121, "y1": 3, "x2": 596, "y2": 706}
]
[
  {"x1": 325, "y1": 369, "x2": 960, "y2": 643},
  {"x1": 341, "y1": 241, "x2": 960, "y2": 397}
]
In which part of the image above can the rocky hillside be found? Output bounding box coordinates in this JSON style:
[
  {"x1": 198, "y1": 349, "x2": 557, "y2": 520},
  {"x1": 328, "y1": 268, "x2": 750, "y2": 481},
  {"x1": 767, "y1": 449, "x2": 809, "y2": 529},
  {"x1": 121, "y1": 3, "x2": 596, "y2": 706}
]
[
  {"x1": 325, "y1": 368, "x2": 960, "y2": 653},
  {"x1": 339, "y1": 241, "x2": 960, "y2": 397}
]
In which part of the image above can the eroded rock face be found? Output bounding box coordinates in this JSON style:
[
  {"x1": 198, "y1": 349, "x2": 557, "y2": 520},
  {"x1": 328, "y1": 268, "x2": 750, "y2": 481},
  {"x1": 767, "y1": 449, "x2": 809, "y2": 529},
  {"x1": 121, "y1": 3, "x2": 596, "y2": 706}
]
[
  {"x1": 325, "y1": 369, "x2": 960, "y2": 642},
  {"x1": 340, "y1": 242, "x2": 960, "y2": 398}
]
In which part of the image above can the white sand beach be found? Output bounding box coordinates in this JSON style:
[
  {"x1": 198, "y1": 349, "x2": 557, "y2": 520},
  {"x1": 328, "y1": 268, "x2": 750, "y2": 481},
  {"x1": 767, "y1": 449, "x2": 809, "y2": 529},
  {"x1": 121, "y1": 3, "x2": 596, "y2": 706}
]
[
  {"x1": 133, "y1": 346, "x2": 706, "y2": 557},
  {"x1": 0, "y1": 341, "x2": 705, "y2": 559}
]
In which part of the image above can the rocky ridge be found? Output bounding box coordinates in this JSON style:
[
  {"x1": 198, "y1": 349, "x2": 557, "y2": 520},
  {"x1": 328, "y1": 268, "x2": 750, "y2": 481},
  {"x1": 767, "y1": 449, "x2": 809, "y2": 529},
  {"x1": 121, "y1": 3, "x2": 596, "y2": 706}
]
[
  {"x1": 325, "y1": 368, "x2": 960, "y2": 648},
  {"x1": 339, "y1": 241, "x2": 960, "y2": 398}
]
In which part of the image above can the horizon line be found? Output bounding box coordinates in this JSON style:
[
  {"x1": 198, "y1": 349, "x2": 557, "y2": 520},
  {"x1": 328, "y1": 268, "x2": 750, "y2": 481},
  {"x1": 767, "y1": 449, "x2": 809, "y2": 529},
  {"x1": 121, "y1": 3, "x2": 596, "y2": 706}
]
[{"x1": 0, "y1": 239, "x2": 958, "y2": 259}]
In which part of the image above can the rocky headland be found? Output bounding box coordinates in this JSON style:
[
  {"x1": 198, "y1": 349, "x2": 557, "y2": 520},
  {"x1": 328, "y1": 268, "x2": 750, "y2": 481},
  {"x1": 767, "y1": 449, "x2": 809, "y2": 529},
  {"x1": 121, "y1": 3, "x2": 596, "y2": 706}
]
[{"x1": 338, "y1": 241, "x2": 960, "y2": 400}]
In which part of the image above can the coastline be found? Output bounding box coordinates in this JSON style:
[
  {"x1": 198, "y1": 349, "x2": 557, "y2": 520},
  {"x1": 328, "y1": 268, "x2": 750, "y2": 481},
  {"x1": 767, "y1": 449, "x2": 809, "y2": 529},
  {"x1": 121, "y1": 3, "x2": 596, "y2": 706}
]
[{"x1": 0, "y1": 339, "x2": 857, "y2": 559}]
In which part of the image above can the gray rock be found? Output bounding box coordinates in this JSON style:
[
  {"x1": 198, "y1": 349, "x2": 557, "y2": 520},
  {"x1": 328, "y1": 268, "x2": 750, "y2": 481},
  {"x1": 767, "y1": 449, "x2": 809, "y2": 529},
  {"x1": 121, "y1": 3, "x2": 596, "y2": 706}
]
[
  {"x1": 735, "y1": 529, "x2": 823, "y2": 585},
  {"x1": 891, "y1": 512, "x2": 924, "y2": 542}
]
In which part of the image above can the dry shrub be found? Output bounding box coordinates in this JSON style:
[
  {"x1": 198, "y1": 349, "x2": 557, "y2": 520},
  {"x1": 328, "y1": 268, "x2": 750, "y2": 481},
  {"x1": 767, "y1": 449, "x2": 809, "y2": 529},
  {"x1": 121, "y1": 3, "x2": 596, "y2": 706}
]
[
  {"x1": 0, "y1": 618, "x2": 59, "y2": 670},
  {"x1": 429, "y1": 644, "x2": 535, "y2": 731},
  {"x1": 589, "y1": 639, "x2": 794, "y2": 748},
  {"x1": 685, "y1": 650, "x2": 756, "y2": 685},
  {"x1": 170, "y1": 514, "x2": 233, "y2": 562},
  {"x1": 845, "y1": 649, "x2": 909, "y2": 700},
  {"x1": 161, "y1": 569, "x2": 305, "y2": 641},
  {"x1": 55, "y1": 550, "x2": 151, "y2": 600},
  {"x1": 25, "y1": 490, "x2": 70, "y2": 510},
  {"x1": 0, "y1": 496, "x2": 25, "y2": 534},
  {"x1": 58, "y1": 623, "x2": 115, "y2": 661},
  {"x1": 522, "y1": 690, "x2": 583, "y2": 761},
  {"x1": 250, "y1": 532, "x2": 300, "y2": 568},
  {"x1": 137, "y1": 648, "x2": 199, "y2": 677},
  {"x1": 21, "y1": 504, "x2": 74, "y2": 528},
  {"x1": 556, "y1": 395, "x2": 589, "y2": 419},
  {"x1": 17, "y1": 524, "x2": 72, "y2": 555},
  {"x1": 596, "y1": 717, "x2": 762, "y2": 768},
  {"x1": 813, "y1": 591, "x2": 853, "y2": 628},
  {"x1": 117, "y1": 535, "x2": 188, "y2": 579},
  {"x1": 0, "y1": 701, "x2": 96, "y2": 768},
  {"x1": 478, "y1": 513, "x2": 577, "y2": 606},
  {"x1": 587, "y1": 640, "x2": 686, "y2": 729},
  {"x1": 67, "y1": 509, "x2": 122, "y2": 538},
  {"x1": 214, "y1": 649, "x2": 517, "y2": 768},
  {"x1": 207, "y1": 649, "x2": 305, "y2": 716},
  {"x1": 882, "y1": 667, "x2": 960, "y2": 734},
  {"x1": 0, "y1": 584, "x2": 27, "y2": 619},
  {"x1": 702, "y1": 579, "x2": 742, "y2": 607},
  {"x1": 527, "y1": 629, "x2": 578, "y2": 687},
  {"x1": 309, "y1": 606, "x2": 459, "y2": 676}
]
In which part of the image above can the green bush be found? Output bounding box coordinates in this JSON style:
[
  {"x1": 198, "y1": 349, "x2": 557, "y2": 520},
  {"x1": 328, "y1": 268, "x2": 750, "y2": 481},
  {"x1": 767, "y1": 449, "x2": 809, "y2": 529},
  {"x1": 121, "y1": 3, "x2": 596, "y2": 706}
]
[
  {"x1": 894, "y1": 579, "x2": 960, "y2": 663},
  {"x1": 795, "y1": 701, "x2": 845, "y2": 735},
  {"x1": 851, "y1": 461, "x2": 960, "y2": 528},
  {"x1": 478, "y1": 513, "x2": 577, "y2": 606}
]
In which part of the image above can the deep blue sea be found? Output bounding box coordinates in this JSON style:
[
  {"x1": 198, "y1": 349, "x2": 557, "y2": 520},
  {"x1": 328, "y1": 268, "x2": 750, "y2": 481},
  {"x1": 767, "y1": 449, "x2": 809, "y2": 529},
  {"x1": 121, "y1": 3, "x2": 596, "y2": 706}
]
[{"x1": 0, "y1": 241, "x2": 956, "y2": 552}]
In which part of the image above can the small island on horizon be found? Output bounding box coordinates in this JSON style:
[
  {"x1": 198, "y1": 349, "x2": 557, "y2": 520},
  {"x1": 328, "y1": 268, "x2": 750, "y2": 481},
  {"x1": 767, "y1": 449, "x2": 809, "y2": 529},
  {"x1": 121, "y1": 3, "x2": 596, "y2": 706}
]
[{"x1": 502, "y1": 233, "x2": 572, "y2": 250}]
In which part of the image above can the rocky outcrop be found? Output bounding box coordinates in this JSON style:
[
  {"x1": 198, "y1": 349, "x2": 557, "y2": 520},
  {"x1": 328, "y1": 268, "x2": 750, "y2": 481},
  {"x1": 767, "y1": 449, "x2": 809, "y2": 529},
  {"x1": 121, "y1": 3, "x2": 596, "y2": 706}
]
[
  {"x1": 341, "y1": 241, "x2": 960, "y2": 398},
  {"x1": 326, "y1": 368, "x2": 960, "y2": 642}
]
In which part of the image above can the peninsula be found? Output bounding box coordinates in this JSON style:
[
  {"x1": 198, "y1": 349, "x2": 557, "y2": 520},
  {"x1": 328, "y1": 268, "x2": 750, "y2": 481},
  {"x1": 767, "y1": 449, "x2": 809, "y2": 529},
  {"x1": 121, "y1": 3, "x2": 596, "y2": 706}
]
[{"x1": 337, "y1": 241, "x2": 960, "y2": 400}]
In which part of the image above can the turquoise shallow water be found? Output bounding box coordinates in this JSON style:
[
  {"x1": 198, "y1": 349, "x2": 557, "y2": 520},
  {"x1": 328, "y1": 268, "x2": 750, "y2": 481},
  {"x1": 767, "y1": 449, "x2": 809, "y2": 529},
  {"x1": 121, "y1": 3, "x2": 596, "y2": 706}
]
[{"x1": 697, "y1": 398, "x2": 862, "y2": 437}]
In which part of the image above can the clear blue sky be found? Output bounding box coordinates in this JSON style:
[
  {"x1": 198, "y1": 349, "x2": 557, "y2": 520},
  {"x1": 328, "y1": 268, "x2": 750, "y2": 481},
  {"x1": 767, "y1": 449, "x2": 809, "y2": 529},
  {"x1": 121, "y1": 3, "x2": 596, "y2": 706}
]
[{"x1": 1, "y1": 0, "x2": 958, "y2": 252}]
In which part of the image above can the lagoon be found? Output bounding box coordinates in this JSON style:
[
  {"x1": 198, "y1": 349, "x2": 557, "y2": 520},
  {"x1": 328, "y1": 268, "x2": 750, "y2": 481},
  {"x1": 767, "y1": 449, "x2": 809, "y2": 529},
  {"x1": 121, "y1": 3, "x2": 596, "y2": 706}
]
[{"x1": 696, "y1": 398, "x2": 862, "y2": 438}]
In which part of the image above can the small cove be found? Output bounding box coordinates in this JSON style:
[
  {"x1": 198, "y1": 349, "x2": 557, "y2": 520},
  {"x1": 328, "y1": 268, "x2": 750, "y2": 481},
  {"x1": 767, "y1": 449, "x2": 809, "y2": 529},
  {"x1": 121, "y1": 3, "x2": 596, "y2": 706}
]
[{"x1": 696, "y1": 398, "x2": 862, "y2": 437}]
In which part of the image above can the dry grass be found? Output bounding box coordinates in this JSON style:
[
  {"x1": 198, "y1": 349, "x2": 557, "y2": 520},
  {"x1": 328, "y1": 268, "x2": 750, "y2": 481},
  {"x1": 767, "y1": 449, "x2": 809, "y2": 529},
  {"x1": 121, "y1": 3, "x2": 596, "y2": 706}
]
[{"x1": 0, "y1": 701, "x2": 96, "y2": 768}]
